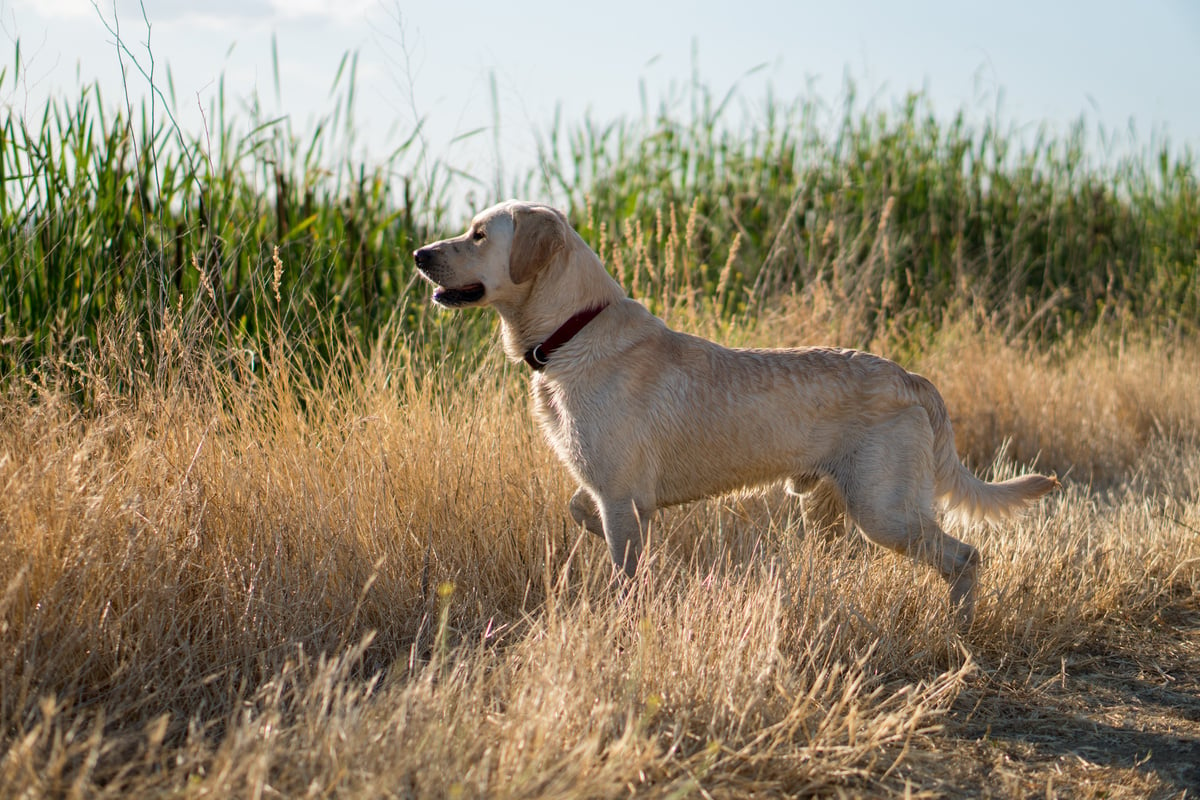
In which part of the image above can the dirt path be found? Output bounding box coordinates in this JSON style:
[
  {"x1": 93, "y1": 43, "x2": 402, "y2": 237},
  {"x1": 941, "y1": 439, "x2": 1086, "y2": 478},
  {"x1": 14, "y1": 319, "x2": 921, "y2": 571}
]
[{"x1": 941, "y1": 603, "x2": 1200, "y2": 798}]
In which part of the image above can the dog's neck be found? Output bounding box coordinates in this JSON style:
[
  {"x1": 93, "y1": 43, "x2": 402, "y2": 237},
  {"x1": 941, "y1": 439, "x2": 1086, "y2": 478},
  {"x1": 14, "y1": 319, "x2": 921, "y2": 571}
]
[{"x1": 496, "y1": 242, "x2": 626, "y2": 364}]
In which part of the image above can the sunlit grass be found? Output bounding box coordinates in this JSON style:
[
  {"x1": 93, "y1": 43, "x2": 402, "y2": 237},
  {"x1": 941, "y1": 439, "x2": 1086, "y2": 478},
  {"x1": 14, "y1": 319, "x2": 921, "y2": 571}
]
[{"x1": 1, "y1": 292, "x2": 1198, "y2": 795}]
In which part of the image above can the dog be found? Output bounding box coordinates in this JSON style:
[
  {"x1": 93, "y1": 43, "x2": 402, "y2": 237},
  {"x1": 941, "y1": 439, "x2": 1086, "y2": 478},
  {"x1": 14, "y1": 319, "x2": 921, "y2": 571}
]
[{"x1": 414, "y1": 200, "x2": 1059, "y2": 626}]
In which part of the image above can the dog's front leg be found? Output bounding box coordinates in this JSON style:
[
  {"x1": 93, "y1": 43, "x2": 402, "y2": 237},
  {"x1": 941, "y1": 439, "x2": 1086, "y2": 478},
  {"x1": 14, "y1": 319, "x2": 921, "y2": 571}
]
[
  {"x1": 597, "y1": 495, "x2": 650, "y2": 578},
  {"x1": 569, "y1": 488, "x2": 605, "y2": 537}
]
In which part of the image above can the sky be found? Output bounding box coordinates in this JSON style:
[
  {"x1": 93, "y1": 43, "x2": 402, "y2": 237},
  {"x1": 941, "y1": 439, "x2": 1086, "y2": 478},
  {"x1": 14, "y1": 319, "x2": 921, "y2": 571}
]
[{"x1": 2, "y1": 0, "x2": 1198, "y2": 216}]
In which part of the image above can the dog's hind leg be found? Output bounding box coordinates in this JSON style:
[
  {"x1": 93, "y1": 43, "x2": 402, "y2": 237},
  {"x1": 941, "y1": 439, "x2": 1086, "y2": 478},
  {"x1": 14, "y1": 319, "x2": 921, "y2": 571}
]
[
  {"x1": 855, "y1": 507, "x2": 980, "y2": 627},
  {"x1": 838, "y1": 408, "x2": 981, "y2": 627}
]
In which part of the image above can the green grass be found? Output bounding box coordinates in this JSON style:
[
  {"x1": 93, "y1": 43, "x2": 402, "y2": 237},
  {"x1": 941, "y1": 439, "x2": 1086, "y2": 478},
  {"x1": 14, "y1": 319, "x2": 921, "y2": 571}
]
[
  {"x1": 0, "y1": 45, "x2": 464, "y2": 389},
  {"x1": 1, "y1": 48, "x2": 1197, "y2": 390},
  {"x1": 538, "y1": 82, "x2": 1199, "y2": 344}
]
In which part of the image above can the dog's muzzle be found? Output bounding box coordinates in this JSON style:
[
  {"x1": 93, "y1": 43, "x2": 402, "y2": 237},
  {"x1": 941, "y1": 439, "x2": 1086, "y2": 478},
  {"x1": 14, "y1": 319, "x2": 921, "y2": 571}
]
[{"x1": 413, "y1": 247, "x2": 486, "y2": 307}]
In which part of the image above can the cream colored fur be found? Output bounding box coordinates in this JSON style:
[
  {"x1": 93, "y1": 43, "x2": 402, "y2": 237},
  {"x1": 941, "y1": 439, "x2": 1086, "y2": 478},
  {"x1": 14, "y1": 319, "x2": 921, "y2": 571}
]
[{"x1": 414, "y1": 200, "x2": 1059, "y2": 626}]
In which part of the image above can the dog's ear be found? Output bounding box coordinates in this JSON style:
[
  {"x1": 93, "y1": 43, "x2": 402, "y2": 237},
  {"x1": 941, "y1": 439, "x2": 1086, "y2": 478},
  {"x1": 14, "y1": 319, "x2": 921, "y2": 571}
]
[{"x1": 510, "y1": 205, "x2": 567, "y2": 284}]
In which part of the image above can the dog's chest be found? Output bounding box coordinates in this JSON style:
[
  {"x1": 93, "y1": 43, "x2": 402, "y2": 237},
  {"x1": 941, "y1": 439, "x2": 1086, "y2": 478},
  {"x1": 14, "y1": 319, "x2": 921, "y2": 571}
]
[{"x1": 530, "y1": 377, "x2": 585, "y2": 464}]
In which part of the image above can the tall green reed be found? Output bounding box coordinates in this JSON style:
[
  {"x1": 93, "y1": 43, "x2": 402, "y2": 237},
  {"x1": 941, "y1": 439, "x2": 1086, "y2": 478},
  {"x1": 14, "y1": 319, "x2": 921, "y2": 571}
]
[
  {"x1": 0, "y1": 40, "x2": 479, "y2": 392},
  {"x1": 2, "y1": 47, "x2": 1197, "y2": 394},
  {"x1": 536, "y1": 79, "x2": 1198, "y2": 346}
]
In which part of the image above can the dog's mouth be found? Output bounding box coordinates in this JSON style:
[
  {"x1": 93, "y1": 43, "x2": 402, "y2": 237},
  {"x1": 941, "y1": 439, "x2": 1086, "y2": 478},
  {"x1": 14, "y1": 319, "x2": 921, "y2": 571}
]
[{"x1": 432, "y1": 283, "x2": 486, "y2": 307}]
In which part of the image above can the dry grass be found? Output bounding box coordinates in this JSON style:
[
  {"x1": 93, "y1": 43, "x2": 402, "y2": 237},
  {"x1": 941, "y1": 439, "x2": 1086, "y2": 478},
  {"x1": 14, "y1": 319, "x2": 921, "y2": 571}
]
[{"x1": 2, "y1": 304, "x2": 1199, "y2": 798}]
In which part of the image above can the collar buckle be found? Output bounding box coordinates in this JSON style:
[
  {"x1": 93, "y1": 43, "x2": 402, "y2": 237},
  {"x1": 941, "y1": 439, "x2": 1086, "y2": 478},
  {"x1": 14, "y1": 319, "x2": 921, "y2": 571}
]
[{"x1": 525, "y1": 344, "x2": 550, "y2": 370}]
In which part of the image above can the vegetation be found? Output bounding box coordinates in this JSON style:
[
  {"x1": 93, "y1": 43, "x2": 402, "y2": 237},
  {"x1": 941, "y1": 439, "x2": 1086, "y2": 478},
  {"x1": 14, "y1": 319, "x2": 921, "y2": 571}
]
[
  {"x1": 2, "y1": 47, "x2": 1197, "y2": 385},
  {"x1": 1, "y1": 38, "x2": 1199, "y2": 798}
]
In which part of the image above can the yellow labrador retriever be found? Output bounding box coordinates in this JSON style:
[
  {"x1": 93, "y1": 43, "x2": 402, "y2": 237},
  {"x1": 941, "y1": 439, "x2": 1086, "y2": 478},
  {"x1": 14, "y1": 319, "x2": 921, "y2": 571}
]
[{"x1": 414, "y1": 200, "x2": 1058, "y2": 625}]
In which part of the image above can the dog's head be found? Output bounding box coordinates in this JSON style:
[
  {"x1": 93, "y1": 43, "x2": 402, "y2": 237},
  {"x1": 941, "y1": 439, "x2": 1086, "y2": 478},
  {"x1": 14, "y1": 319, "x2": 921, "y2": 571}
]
[{"x1": 413, "y1": 200, "x2": 568, "y2": 309}]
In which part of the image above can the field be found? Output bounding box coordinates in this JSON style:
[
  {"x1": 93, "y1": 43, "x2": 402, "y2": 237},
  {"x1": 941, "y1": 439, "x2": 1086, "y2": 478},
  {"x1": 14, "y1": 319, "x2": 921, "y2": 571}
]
[{"x1": 2, "y1": 46, "x2": 1200, "y2": 798}]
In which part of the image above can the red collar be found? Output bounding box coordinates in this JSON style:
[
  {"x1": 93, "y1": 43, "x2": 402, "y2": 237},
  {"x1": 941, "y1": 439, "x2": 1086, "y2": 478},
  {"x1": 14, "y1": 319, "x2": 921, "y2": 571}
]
[{"x1": 523, "y1": 305, "x2": 608, "y2": 371}]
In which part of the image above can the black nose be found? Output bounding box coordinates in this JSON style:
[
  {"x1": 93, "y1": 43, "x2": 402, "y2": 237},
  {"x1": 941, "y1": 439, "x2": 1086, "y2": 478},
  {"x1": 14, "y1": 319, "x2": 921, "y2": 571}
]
[{"x1": 413, "y1": 247, "x2": 430, "y2": 269}]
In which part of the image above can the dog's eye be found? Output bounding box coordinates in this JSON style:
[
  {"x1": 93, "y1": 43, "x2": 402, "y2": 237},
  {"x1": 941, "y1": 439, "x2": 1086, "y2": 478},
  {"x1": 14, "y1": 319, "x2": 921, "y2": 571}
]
[{"x1": 472, "y1": 228, "x2": 486, "y2": 241}]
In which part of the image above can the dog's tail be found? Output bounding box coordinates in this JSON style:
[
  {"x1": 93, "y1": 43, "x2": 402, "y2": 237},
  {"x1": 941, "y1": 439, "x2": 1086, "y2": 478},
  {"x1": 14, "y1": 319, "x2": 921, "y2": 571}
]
[{"x1": 910, "y1": 373, "x2": 1060, "y2": 522}]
